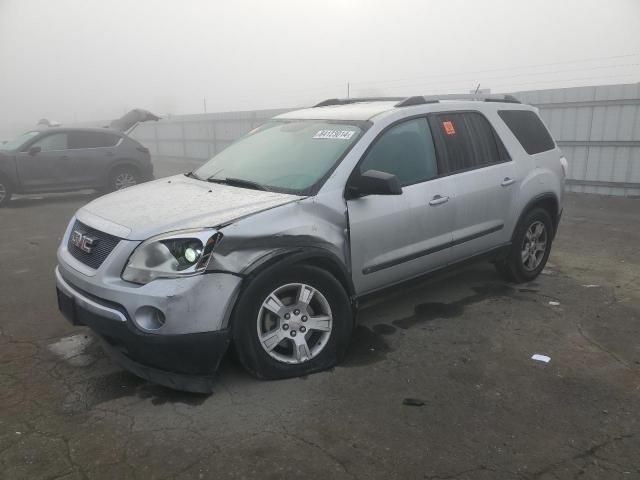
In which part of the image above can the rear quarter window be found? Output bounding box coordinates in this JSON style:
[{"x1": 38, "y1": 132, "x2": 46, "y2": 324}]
[{"x1": 498, "y1": 110, "x2": 555, "y2": 155}]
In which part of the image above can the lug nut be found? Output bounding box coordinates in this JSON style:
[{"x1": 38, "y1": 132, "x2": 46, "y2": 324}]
[
  {"x1": 284, "y1": 313, "x2": 291, "y2": 320},
  {"x1": 301, "y1": 315, "x2": 308, "y2": 322},
  {"x1": 293, "y1": 309, "x2": 300, "y2": 315},
  {"x1": 290, "y1": 330, "x2": 297, "y2": 337},
  {"x1": 300, "y1": 326, "x2": 306, "y2": 333},
  {"x1": 282, "y1": 324, "x2": 289, "y2": 330}
]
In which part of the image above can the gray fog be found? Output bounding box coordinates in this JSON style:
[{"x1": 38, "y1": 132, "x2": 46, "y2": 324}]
[{"x1": 1, "y1": 0, "x2": 639, "y2": 137}]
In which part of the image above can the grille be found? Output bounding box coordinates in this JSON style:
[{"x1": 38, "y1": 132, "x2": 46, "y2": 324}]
[{"x1": 67, "y1": 220, "x2": 121, "y2": 269}]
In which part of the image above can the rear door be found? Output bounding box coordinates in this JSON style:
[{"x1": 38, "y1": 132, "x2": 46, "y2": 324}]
[
  {"x1": 429, "y1": 112, "x2": 516, "y2": 260},
  {"x1": 16, "y1": 132, "x2": 71, "y2": 190},
  {"x1": 67, "y1": 131, "x2": 121, "y2": 187},
  {"x1": 347, "y1": 117, "x2": 455, "y2": 294}
]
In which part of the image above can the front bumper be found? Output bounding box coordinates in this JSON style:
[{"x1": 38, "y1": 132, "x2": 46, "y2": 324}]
[{"x1": 56, "y1": 268, "x2": 230, "y2": 393}]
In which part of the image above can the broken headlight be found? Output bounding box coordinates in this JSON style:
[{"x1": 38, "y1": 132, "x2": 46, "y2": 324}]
[{"x1": 122, "y1": 229, "x2": 222, "y2": 284}]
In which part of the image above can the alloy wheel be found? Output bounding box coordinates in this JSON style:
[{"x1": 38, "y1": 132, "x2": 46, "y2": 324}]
[
  {"x1": 114, "y1": 172, "x2": 137, "y2": 190},
  {"x1": 521, "y1": 220, "x2": 547, "y2": 271},
  {"x1": 257, "y1": 283, "x2": 333, "y2": 364}
]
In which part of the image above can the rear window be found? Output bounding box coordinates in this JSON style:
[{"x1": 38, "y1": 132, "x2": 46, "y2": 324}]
[
  {"x1": 68, "y1": 131, "x2": 121, "y2": 149},
  {"x1": 498, "y1": 110, "x2": 555, "y2": 155}
]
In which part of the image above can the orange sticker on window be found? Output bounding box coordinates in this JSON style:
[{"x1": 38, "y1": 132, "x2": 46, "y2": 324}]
[{"x1": 442, "y1": 121, "x2": 456, "y2": 135}]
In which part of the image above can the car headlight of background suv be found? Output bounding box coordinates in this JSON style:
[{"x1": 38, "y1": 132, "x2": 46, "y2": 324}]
[{"x1": 122, "y1": 229, "x2": 222, "y2": 284}]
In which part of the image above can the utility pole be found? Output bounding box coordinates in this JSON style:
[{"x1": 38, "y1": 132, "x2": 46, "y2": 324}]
[
  {"x1": 203, "y1": 97, "x2": 207, "y2": 113},
  {"x1": 347, "y1": 82, "x2": 350, "y2": 99}
]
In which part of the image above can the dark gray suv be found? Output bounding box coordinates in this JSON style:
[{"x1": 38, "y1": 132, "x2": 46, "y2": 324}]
[{"x1": 0, "y1": 127, "x2": 153, "y2": 206}]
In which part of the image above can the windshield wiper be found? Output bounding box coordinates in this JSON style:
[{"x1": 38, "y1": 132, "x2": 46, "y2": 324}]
[
  {"x1": 184, "y1": 171, "x2": 200, "y2": 179},
  {"x1": 206, "y1": 177, "x2": 270, "y2": 192}
]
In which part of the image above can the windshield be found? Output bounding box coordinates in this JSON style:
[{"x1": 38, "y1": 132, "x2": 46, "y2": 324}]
[
  {"x1": 0, "y1": 131, "x2": 40, "y2": 151},
  {"x1": 193, "y1": 120, "x2": 363, "y2": 194}
]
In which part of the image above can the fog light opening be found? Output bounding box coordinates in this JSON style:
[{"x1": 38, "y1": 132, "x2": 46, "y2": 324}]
[{"x1": 134, "y1": 306, "x2": 166, "y2": 331}]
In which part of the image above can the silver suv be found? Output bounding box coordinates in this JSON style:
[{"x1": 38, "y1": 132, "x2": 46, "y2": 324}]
[{"x1": 55, "y1": 95, "x2": 566, "y2": 392}]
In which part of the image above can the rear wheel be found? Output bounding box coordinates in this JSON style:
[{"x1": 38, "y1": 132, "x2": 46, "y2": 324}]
[
  {"x1": 0, "y1": 177, "x2": 12, "y2": 207},
  {"x1": 108, "y1": 166, "x2": 139, "y2": 192},
  {"x1": 232, "y1": 264, "x2": 353, "y2": 379},
  {"x1": 495, "y1": 208, "x2": 553, "y2": 283}
]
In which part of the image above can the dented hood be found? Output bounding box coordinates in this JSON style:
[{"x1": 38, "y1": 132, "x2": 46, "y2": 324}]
[{"x1": 76, "y1": 175, "x2": 301, "y2": 240}]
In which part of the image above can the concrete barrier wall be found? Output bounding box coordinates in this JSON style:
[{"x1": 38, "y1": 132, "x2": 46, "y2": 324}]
[{"x1": 131, "y1": 83, "x2": 640, "y2": 196}]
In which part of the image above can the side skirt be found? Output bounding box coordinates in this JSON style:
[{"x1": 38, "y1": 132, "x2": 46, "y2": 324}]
[{"x1": 356, "y1": 243, "x2": 511, "y2": 306}]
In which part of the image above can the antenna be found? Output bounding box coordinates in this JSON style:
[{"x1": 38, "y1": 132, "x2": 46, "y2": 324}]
[{"x1": 474, "y1": 83, "x2": 481, "y2": 94}]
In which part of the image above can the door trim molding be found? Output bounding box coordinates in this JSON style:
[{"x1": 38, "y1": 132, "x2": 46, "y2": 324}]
[{"x1": 362, "y1": 223, "x2": 503, "y2": 275}]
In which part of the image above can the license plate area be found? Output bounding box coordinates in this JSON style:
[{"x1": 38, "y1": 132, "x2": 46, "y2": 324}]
[{"x1": 56, "y1": 288, "x2": 78, "y2": 325}]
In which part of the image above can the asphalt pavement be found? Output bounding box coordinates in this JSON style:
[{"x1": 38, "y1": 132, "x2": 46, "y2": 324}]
[{"x1": 1, "y1": 190, "x2": 639, "y2": 480}]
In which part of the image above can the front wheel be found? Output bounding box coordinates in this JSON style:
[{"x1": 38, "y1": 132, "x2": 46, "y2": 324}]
[
  {"x1": 232, "y1": 265, "x2": 353, "y2": 379},
  {"x1": 495, "y1": 208, "x2": 553, "y2": 283},
  {"x1": 0, "y1": 177, "x2": 12, "y2": 207}
]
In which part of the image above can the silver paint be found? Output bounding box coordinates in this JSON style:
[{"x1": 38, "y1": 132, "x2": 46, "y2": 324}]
[{"x1": 56, "y1": 99, "x2": 565, "y2": 337}]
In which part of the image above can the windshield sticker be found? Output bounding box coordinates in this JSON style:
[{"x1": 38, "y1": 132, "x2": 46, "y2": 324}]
[
  {"x1": 313, "y1": 130, "x2": 356, "y2": 140},
  {"x1": 442, "y1": 121, "x2": 456, "y2": 135}
]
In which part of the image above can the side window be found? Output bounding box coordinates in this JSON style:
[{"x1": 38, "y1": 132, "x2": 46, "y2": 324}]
[
  {"x1": 464, "y1": 112, "x2": 508, "y2": 166},
  {"x1": 498, "y1": 110, "x2": 555, "y2": 155},
  {"x1": 429, "y1": 113, "x2": 476, "y2": 173},
  {"x1": 31, "y1": 133, "x2": 68, "y2": 151},
  {"x1": 68, "y1": 132, "x2": 120, "y2": 149},
  {"x1": 359, "y1": 118, "x2": 438, "y2": 186}
]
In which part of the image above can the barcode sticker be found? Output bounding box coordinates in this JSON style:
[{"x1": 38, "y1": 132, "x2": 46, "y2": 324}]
[{"x1": 313, "y1": 130, "x2": 355, "y2": 140}]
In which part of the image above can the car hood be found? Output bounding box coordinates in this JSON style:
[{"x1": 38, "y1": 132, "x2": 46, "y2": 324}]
[{"x1": 76, "y1": 175, "x2": 302, "y2": 240}]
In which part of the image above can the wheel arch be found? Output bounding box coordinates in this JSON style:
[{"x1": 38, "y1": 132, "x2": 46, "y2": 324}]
[
  {"x1": 224, "y1": 247, "x2": 356, "y2": 330},
  {"x1": 514, "y1": 192, "x2": 559, "y2": 241},
  {"x1": 108, "y1": 159, "x2": 141, "y2": 177}
]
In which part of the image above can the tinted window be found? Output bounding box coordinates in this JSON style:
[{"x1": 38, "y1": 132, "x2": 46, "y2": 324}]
[
  {"x1": 359, "y1": 118, "x2": 438, "y2": 186},
  {"x1": 32, "y1": 133, "x2": 68, "y2": 151},
  {"x1": 465, "y1": 112, "x2": 503, "y2": 166},
  {"x1": 429, "y1": 113, "x2": 476, "y2": 173},
  {"x1": 68, "y1": 131, "x2": 120, "y2": 149},
  {"x1": 498, "y1": 110, "x2": 555, "y2": 155}
]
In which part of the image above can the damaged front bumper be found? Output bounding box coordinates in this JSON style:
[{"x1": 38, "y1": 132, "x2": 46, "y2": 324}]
[{"x1": 55, "y1": 265, "x2": 237, "y2": 393}]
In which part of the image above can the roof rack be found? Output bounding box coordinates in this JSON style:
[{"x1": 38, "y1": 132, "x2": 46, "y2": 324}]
[
  {"x1": 395, "y1": 94, "x2": 521, "y2": 106},
  {"x1": 313, "y1": 97, "x2": 405, "y2": 107},
  {"x1": 313, "y1": 94, "x2": 521, "y2": 108}
]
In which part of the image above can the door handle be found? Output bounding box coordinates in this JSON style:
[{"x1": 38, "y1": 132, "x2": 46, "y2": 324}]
[
  {"x1": 429, "y1": 194, "x2": 449, "y2": 206},
  {"x1": 501, "y1": 177, "x2": 515, "y2": 187}
]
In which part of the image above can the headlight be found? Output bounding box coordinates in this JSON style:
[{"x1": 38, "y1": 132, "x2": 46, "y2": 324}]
[{"x1": 122, "y1": 229, "x2": 222, "y2": 284}]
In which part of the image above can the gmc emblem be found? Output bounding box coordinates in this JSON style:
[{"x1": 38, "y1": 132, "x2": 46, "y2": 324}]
[{"x1": 71, "y1": 231, "x2": 98, "y2": 254}]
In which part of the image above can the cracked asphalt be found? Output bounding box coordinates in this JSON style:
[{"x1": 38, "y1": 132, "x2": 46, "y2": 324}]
[{"x1": 1, "y1": 191, "x2": 639, "y2": 480}]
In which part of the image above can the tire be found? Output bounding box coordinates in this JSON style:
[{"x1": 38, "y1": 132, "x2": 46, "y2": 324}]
[
  {"x1": 495, "y1": 207, "x2": 553, "y2": 283},
  {"x1": 0, "y1": 176, "x2": 12, "y2": 207},
  {"x1": 108, "y1": 166, "x2": 139, "y2": 192},
  {"x1": 232, "y1": 264, "x2": 353, "y2": 379}
]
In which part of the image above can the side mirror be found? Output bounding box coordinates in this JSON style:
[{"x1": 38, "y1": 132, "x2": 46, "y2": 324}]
[
  {"x1": 348, "y1": 169, "x2": 402, "y2": 197},
  {"x1": 28, "y1": 146, "x2": 41, "y2": 156}
]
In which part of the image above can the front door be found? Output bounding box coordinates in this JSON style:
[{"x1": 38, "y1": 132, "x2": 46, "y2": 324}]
[
  {"x1": 347, "y1": 117, "x2": 455, "y2": 295},
  {"x1": 16, "y1": 132, "x2": 71, "y2": 191}
]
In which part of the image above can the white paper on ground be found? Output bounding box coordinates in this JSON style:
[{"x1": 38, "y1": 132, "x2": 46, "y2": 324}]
[
  {"x1": 531, "y1": 354, "x2": 551, "y2": 363},
  {"x1": 548, "y1": 301, "x2": 560, "y2": 306}
]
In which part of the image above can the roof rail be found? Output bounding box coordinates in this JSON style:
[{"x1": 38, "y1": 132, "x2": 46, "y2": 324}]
[
  {"x1": 399, "y1": 94, "x2": 521, "y2": 105},
  {"x1": 313, "y1": 97, "x2": 405, "y2": 107},
  {"x1": 314, "y1": 94, "x2": 521, "y2": 109}
]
